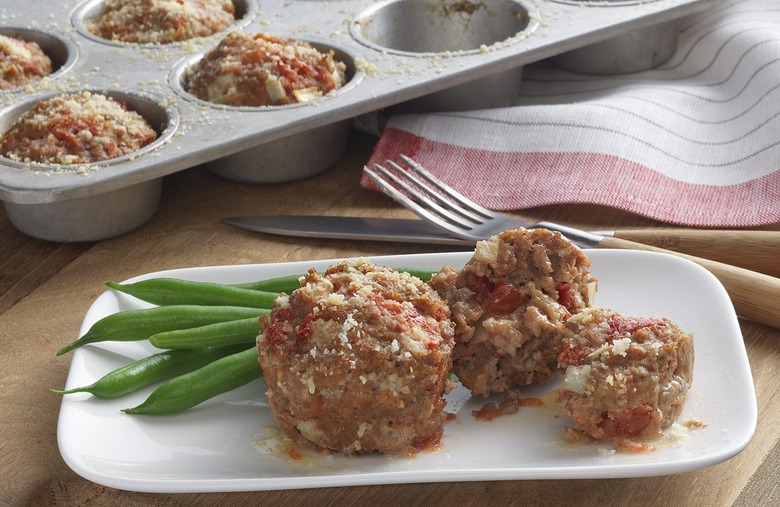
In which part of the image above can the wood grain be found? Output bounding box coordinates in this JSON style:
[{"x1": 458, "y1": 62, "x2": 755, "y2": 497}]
[
  {"x1": 612, "y1": 229, "x2": 780, "y2": 278},
  {"x1": 0, "y1": 217, "x2": 92, "y2": 314}
]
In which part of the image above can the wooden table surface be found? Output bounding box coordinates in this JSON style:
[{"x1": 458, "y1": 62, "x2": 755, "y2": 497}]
[{"x1": 1, "y1": 131, "x2": 778, "y2": 507}]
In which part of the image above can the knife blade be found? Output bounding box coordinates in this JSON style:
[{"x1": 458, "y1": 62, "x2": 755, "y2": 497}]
[{"x1": 221, "y1": 215, "x2": 475, "y2": 245}]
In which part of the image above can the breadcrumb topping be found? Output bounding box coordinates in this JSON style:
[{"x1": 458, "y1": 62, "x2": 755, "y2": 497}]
[
  {"x1": 186, "y1": 32, "x2": 347, "y2": 107},
  {"x1": 0, "y1": 34, "x2": 52, "y2": 90},
  {"x1": 0, "y1": 91, "x2": 157, "y2": 165},
  {"x1": 557, "y1": 307, "x2": 694, "y2": 444},
  {"x1": 87, "y1": 0, "x2": 235, "y2": 44},
  {"x1": 257, "y1": 258, "x2": 454, "y2": 455}
]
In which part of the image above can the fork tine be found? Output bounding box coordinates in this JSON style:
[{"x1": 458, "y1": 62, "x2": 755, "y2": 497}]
[
  {"x1": 384, "y1": 160, "x2": 486, "y2": 224},
  {"x1": 369, "y1": 163, "x2": 477, "y2": 229},
  {"x1": 363, "y1": 165, "x2": 474, "y2": 235},
  {"x1": 398, "y1": 154, "x2": 494, "y2": 219}
]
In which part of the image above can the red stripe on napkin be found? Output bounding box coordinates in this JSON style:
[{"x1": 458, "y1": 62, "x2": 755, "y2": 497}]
[{"x1": 362, "y1": 128, "x2": 780, "y2": 228}]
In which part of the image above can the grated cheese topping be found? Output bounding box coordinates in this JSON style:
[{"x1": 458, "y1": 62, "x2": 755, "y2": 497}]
[
  {"x1": 0, "y1": 34, "x2": 52, "y2": 90},
  {"x1": 186, "y1": 32, "x2": 347, "y2": 107},
  {"x1": 0, "y1": 91, "x2": 157, "y2": 165},
  {"x1": 87, "y1": 0, "x2": 235, "y2": 44}
]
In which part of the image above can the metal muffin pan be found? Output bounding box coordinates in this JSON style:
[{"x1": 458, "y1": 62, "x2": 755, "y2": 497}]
[{"x1": 0, "y1": 0, "x2": 716, "y2": 241}]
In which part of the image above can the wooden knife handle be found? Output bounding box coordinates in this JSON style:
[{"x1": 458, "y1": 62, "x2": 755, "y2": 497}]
[
  {"x1": 599, "y1": 235, "x2": 780, "y2": 330},
  {"x1": 612, "y1": 229, "x2": 780, "y2": 278}
]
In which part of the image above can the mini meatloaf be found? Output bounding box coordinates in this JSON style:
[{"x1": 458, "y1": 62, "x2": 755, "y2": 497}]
[
  {"x1": 557, "y1": 307, "x2": 694, "y2": 442},
  {"x1": 0, "y1": 34, "x2": 53, "y2": 90},
  {"x1": 257, "y1": 258, "x2": 455, "y2": 455},
  {"x1": 429, "y1": 228, "x2": 597, "y2": 397},
  {"x1": 186, "y1": 32, "x2": 348, "y2": 107},
  {"x1": 0, "y1": 91, "x2": 158, "y2": 165},
  {"x1": 87, "y1": 0, "x2": 235, "y2": 44}
]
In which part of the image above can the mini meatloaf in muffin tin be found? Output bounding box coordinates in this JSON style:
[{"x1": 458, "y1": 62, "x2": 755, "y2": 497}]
[
  {"x1": 87, "y1": 0, "x2": 235, "y2": 44},
  {"x1": 557, "y1": 307, "x2": 694, "y2": 445},
  {"x1": 257, "y1": 258, "x2": 455, "y2": 455},
  {"x1": 429, "y1": 228, "x2": 597, "y2": 397},
  {"x1": 0, "y1": 34, "x2": 52, "y2": 90},
  {"x1": 186, "y1": 32, "x2": 348, "y2": 107},
  {"x1": 0, "y1": 91, "x2": 157, "y2": 165}
]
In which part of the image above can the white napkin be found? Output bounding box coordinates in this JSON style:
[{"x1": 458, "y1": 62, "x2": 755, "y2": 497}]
[{"x1": 364, "y1": 0, "x2": 780, "y2": 227}]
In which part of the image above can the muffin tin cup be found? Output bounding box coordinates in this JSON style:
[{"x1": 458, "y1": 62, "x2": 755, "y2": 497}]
[
  {"x1": 0, "y1": 89, "x2": 179, "y2": 167},
  {"x1": 3, "y1": 178, "x2": 162, "y2": 242},
  {"x1": 352, "y1": 0, "x2": 535, "y2": 112},
  {"x1": 1, "y1": 0, "x2": 713, "y2": 241},
  {"x1": 72, "y1": 0, "x2": 258, "y2": 47},
  {"x1": 207, "y1": 119, "x2": 351, "y2": 184},
  {"x1": 551, "y1": 20, "x2": 680, "y2": 75},
  {"x1": 170, "y1": 38, "x2": 360, "y2": 184},
  {"x1": 0, "y1": 27, "x2": 79, "y2": 92},
  {"x1": 553, "y1": 0, "x2": 666, "y2": 5},
  {"x1": 0, "y1": 88, "x2": 178, "y2": 241},
  {"x1": 391, "y1": 66, "x2": 524, "y2": 113},
  {"x1": 350, "y1": 0, "x2": 537, "y2": 56}
]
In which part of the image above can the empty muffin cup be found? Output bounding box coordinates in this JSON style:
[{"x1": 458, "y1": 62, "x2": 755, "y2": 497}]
[
  {"x1": 551, "y1": 20, "x2": 680, "y2": 75},
  {"x1": 350, "y1": 0, "x2": 538, "y2": 111},
  {"x1": 351, "y1": 0, "x2": 537, "y2": 55},
  {"x1": 552, "y1": 0, "x2": 664, "y2": 5},
  {"x1": 0, "y1": 89, "x2": 178, "y2": 241}
]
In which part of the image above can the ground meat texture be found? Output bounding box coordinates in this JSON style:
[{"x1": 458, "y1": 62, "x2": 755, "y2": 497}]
[
  {"x1": 186, "y1": 32, "x2": 347, "y2": 107},
  {"x1": 0, "y1": 34, "x2": 53, "y2": 90},
  {"x1": 257, "y1": 258, "x2": 455, "y2": 455},
  {"x1": 0, "y1": 91, "x2": 158, "y2": 165},
  {"x1": 88, "y1": 0, "x2": 235, "y2": 44},
  {"x1": 429, "y1": 228, "x2": 597, "y2": 397},
  {"x1": 557, "y1": 307, "x2": 694, "y2": 442}
]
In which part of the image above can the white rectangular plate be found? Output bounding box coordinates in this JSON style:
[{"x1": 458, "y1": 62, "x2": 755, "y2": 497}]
[{"x1": 56, "y1": 250, "x2": 756, "y2": 493}]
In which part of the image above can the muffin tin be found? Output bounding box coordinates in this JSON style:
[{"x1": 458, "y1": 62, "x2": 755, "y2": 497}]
[{"x1": 0, "y1": 0, "x2": 715, "y2": 241}]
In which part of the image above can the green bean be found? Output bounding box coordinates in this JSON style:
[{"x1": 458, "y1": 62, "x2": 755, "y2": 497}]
[
  {"x1": 122, "y1": 346, "x2": 261, "y2": 415},
  {"x1": 231, "y1": 274, "x2": 302, "y2": 294},
  {"x1": 56, "y1": 305, "x2": 268, "y2": 356},
  {"x1": 149, "y1": 316, "x2": 261, "y2": 349},
  {"x1": 397, "y1": 268, "x2": 439, "y2": 282},
  {"x1": 51, "y1": 344, "x2": 249, "y2": 399},
  {"x1": 106, "y1": 278, "x2": 279, "y2": 308}
]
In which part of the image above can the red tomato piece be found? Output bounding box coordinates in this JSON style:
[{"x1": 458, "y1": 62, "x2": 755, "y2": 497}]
[
  {"x1": 598, "y1": 406, "x2": 653, "y2": 438},
  {"x1": 483, "y1": 281, "x2": 524, "y2": 315}
]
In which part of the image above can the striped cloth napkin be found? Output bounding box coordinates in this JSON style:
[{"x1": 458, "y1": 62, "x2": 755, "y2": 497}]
[{"x1": 362, "y1": 0, "x2": 780, "y2": 227}]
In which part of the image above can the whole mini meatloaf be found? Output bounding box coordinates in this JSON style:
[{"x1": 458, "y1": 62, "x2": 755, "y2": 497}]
[
  {"x1": 0, "y1": 91, "x2": 158, "y2": 165},
  {"x1": 88, "y1": 0, "x2": 235, "y2": 44},
  {"x1": 429, "y1": 228, "x2": 597, "y2": 397},
  {"x1": 557, "y1": 307, "x2": 694, "y2": 443},
  {"x1": 186, "y1": 32, "x2": 347, "y2": 107},
  {"x1": 257, "y1": 258, "x2": 455, "y2": 455},
  {"x1": 0, "y1": 34, "x2": 53, "y2": 90}
]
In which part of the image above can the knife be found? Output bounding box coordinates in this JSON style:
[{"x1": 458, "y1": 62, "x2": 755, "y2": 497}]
[
  {"x1": 221, "y1": 215, "x2": 780, "y2": 277},
  {"x1": 221, "y1": 215, "x2": 474, "y2": 246}
]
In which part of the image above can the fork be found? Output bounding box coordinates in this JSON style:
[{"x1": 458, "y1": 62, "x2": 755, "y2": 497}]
[
  {"x1": 365, "y1": 154, "x2": 603, "y2": 247},
  {"x1": 364, "y1": 155, "x2": 780, "y2": 330}
]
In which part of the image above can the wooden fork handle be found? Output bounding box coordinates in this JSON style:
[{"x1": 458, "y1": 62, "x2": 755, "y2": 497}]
[
  {"x1": 611, "y1": 229, "x2": 780, "y2": 278},
  {"x1": 599, "y1": 235, "x2": 780, "y2": 330}
]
